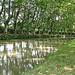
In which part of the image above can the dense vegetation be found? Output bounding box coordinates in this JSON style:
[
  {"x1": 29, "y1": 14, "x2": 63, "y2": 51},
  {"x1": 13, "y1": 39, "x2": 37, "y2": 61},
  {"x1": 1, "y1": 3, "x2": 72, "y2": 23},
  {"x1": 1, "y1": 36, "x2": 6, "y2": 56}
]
[
  {"x1": 0, "y1": 0, "x2": 75, "y2": 35},
  {"x1": 0, "y1": 34, "x2": 54, "y2": 40},
  {"x1": 26, "y1": 39, "x2": 75, "y2": 75}
]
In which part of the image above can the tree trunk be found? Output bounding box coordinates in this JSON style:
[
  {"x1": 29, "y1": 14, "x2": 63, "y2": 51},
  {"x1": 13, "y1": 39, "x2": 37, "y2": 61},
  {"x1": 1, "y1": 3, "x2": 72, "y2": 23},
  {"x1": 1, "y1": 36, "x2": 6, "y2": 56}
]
[
  {"x1": 21, "y1": 29, "x2": 23, "y2": 34},
  {"x1": 53, "y1": 29, "x2": 55, "y2": 35},
  {"x1": 38, "y1": 28, "x2": 40, "y2": 34},
  {"x1": 64, "y1": 29, "x2": 65, "y2": 35},
  {"x1": 27, "y1": 31, "x2": 30, "y2": 34},
  {"x1": 43, "y1": 27, "x2": 45, "y2": 34},
  {"x1": 4, "y1": 15, "x2": 13, "y2": 33},
  {"x1": 70, "y1": 30, "x2": 72, "y2": 35},
  {"x1": 50, "y1": 24, "x2": 53, "y2": 34},
  {"x1": 67, "y1": 29, "x2": 69, "y2": 35},
  {"x1": 38, "y1": 26, "x2": 41, "y2": 34},
  {"x1": 47, "y1": 31, "x2": 49, "y2": 34},
  {"x1": 61, "y1": 29, "x2": 62, "y2": 35},
  {"x1": 47, "y1": 27, "x2": 49, "y2": 34},
  {"x1": 8, "y1": 0, "x2": 10, "y2": 17},
  {"x1": 58, "y1": 30, "x2": 59, "y2": 35},
  {"x1": 43, "y1": 30, "x2": 45, "y2": 34},
  {"x1": 33, "y1": 27, "x2": 35, "y2": 34},
  {"x1": 51, "y1": 28, "x2": 52, "y2": 34},
  {"x1": 14, "y1": 21, "x2": 17, "y2": 34},
  {"x1": 21, "y1": 24, "x2": 24, "y2": 34},
  {"x1": 4, "y1": 23, "x2": 7, "y2": 33},
  {"x1": 3, "y1": 1, "x2": 16, "y2": 33},
  {"x1": 67, "y1": 25, "x2": 69, "y2": 35},
  {"x1": 14, "y1": 8, "x2": 20, "y2": 34},
  {"x1": 0, "y1": 0, "x2": 5, "y2": 16}
]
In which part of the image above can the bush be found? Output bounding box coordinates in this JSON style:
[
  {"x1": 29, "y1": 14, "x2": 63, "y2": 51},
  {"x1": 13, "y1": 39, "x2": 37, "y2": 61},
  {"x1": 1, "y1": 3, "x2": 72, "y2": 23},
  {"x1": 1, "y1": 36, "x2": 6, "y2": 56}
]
[
  {"x1": 0, "y1": 34, "x2": 53, "y2": 40},
  {"x1": 0, "y1": 26, "x2": 4, "y2": 33}
]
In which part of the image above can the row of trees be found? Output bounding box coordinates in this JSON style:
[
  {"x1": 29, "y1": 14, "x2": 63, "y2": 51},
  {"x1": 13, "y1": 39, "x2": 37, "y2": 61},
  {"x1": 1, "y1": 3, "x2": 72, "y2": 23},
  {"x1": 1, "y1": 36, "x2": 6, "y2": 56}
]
[{"x1": 0, "y1": 0, "x2": 75, "y2": 34}]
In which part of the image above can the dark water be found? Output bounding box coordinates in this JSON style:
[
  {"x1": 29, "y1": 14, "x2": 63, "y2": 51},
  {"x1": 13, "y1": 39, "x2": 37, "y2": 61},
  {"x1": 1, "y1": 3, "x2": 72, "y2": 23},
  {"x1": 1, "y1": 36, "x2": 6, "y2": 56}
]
[{"x1": 0, "y1": 37, "x2": 74, "y2": 75}]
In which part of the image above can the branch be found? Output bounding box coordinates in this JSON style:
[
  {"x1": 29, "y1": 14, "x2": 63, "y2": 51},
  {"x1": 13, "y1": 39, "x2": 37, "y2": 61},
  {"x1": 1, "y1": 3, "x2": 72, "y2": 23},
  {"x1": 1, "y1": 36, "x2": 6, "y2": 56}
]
[{"x1": 0, "y1": 0, "x2": 5, "y2": 16}]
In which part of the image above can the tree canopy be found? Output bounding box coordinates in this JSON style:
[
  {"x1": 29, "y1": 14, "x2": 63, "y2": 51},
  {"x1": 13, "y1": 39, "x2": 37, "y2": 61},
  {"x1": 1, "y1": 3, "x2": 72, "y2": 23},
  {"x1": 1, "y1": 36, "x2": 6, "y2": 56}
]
[{"x1": 0, "y1": 0, "x2": 75, "y2": 34}]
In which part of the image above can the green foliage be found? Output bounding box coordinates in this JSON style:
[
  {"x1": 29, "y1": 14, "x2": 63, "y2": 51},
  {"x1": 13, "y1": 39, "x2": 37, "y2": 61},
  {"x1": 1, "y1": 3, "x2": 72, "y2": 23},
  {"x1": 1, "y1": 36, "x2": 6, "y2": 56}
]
[
  {"x1": 0, "y1": 26, "x2": 4, "y2": 33},
  {"x1": 0, "y1": 0, "x2": 74, "y2": 34}
]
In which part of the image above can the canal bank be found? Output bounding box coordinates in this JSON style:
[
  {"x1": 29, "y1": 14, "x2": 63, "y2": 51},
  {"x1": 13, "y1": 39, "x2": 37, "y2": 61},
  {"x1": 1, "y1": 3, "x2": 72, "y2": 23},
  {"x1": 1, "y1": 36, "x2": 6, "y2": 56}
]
[
  {"x1": 0, "y1": 34, "x2": 53, "y2": 40},
  {"x1": 0, "y1": 34, "x2": 75, "y2": 40},
  {"x1": 26, "y1": 39, "x2": 75, "y2": 75}
]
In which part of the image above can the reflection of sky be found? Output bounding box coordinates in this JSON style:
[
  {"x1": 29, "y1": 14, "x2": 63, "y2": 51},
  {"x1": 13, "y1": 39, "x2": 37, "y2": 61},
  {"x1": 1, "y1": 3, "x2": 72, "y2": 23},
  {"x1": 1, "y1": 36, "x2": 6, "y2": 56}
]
[
  {"x1": 4, "y1": 55, "x2": 7, "y2": 61},
  {"x1": 32, "y1": 50, "x2": 35, "y2": 56},
  {"x1": 6, "y1": 44, "x2": 13, "y2": 51},
  {"x1": 0, "y1": 45, "x2": 4, "y2": 52},
  {"x1": 0, "y1": 41, "x2": 58, "y2": 57},
  {"x1": 0, "y1": 6, "x2": 2, "y2": 10},
  {"x1": 40, "y1": 45, "x2": 42, "y2": 50},
  {"x1": 28, "y1": 63, "x2": 33, "y2": 68},
  {"x1": 29, "y1": 43, "x2": 33, "y2": 48},
  {"x1": 22, "y1": 42, "x2": 26, "y2": 48},
  {"x1": 15, "y1": 42, "x2": 20, "y2": 48}
]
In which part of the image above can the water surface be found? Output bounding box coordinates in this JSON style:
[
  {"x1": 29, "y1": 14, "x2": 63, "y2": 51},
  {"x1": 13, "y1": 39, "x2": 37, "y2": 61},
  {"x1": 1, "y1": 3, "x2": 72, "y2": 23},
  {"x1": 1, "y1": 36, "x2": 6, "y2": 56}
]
[{"x1": 0, "y1": 37, "x2": 74, "y2": 75}]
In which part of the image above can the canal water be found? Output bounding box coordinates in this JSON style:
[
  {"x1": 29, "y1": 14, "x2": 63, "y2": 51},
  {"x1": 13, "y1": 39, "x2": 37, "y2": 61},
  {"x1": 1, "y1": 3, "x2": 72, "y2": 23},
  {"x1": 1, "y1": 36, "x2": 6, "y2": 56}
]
[{"x1": 0, "y1": 37, "x2": 74, "y2": 75}]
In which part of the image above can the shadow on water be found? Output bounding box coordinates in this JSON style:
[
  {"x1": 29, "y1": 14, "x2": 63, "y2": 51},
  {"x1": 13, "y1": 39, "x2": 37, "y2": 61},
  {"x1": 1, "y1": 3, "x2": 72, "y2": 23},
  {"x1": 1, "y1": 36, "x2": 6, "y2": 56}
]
[{"x1": 0, "y1": 37, "x2": 75, "y2": 75}]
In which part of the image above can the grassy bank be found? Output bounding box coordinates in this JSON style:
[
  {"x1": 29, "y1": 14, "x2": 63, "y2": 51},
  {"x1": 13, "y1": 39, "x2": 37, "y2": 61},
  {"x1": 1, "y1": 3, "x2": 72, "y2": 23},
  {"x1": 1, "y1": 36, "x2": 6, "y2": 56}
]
[
  {"x1": 0, "y1": 34, "x2": 75, "y2": 40},
  {"x1": 0, "y1": 34, "x2": 55, "y2": 40},
  {"x1": 25, "y1": 39, "x2": 75, "y2": 75}
]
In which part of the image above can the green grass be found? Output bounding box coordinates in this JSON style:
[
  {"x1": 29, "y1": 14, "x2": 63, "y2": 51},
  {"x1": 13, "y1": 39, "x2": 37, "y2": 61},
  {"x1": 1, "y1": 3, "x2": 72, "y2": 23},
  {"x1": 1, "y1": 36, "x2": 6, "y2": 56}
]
[{"x1": 25, "y1": 39, "x2": 75, "y2": 75}]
